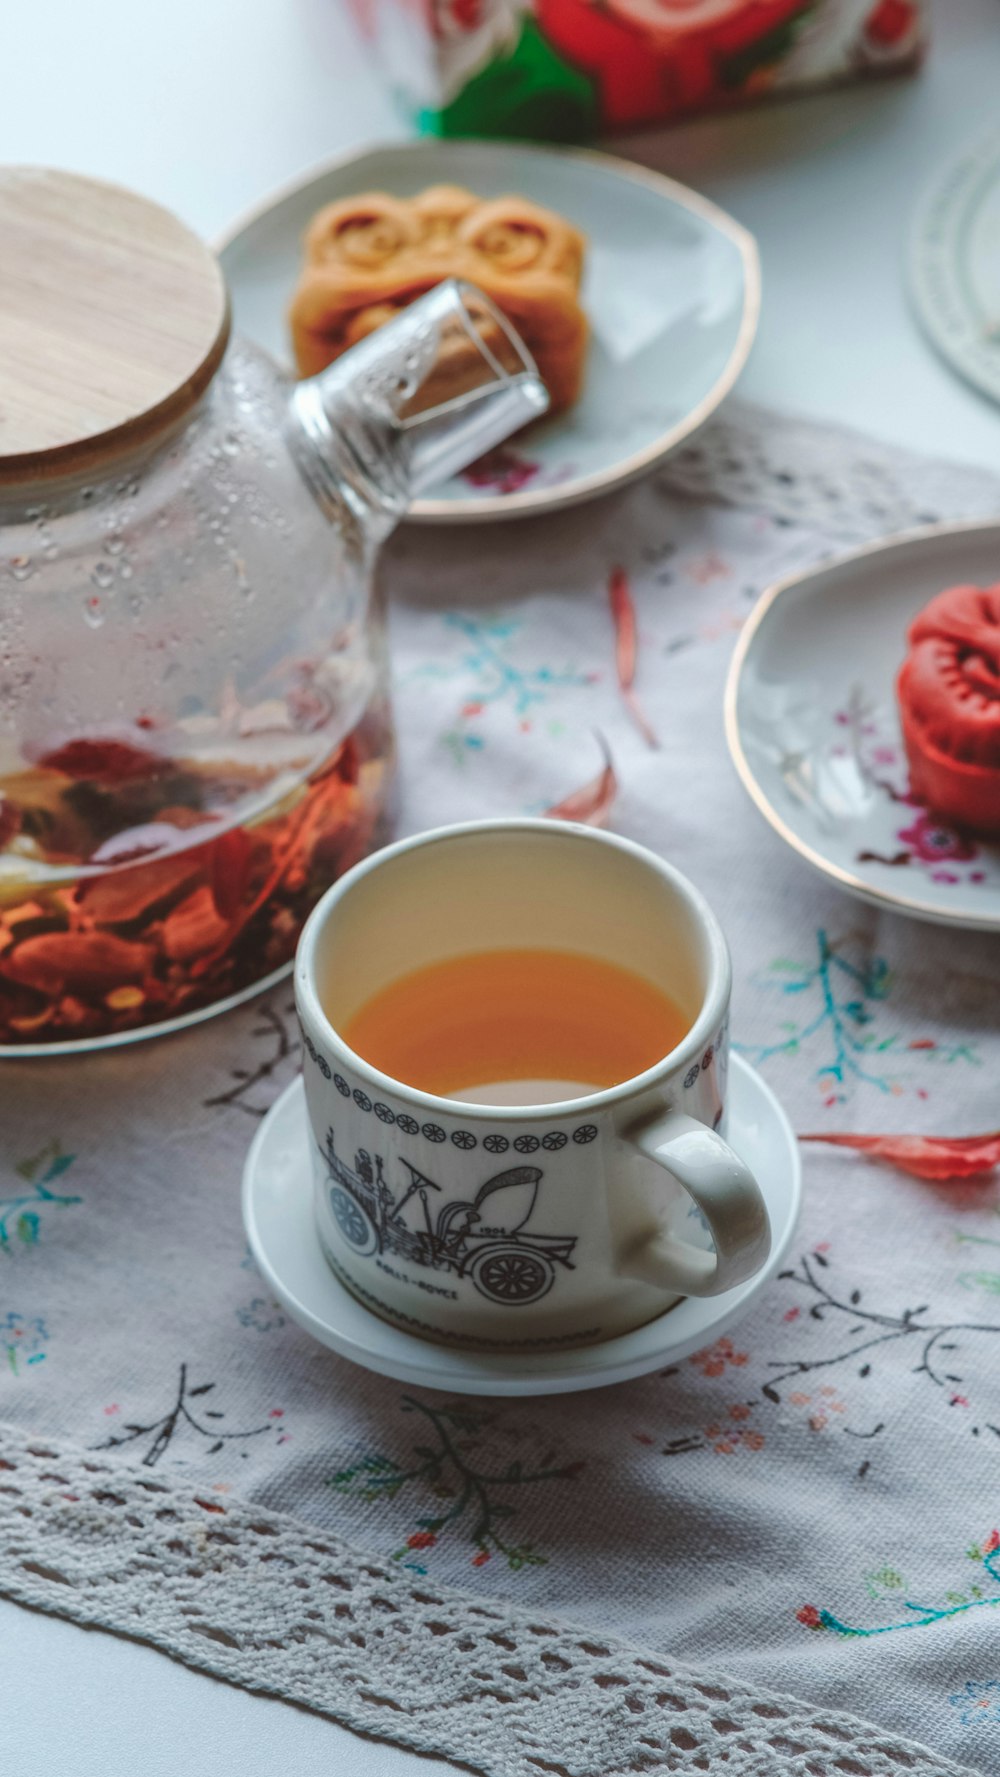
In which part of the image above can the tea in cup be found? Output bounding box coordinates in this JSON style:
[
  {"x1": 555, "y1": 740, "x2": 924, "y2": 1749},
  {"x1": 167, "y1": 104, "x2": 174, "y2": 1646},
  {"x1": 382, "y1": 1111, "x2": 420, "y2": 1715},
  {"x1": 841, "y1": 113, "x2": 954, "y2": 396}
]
[
  {"x1": 295, "y1": 819, "x2": 770, "y2": 1352},
  {"x1": 341, "y1": 947, "x2": 692, "y2": 1105}
]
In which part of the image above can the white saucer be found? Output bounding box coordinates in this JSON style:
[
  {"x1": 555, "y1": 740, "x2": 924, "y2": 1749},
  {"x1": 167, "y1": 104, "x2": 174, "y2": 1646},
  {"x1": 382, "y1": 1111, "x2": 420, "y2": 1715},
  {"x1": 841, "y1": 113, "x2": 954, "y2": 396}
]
[
  {"x1": 725, "y1": 522, "x2": 1000, "y2": 932},
  {"x1": 910, "y1": 129, "x2": 1000, "y2": 407},
  {"x1": 241, "y1": 1055, "x2": 800, "y2": 1397},
  {"x1": 217, "y1": 138, "x2": 758, "y2": 524}
]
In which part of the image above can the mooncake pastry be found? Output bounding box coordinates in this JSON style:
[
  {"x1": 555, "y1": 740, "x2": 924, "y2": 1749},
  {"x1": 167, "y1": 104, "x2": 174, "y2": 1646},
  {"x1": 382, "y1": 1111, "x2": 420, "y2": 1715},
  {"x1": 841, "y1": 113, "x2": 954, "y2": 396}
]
[
  {"x1": 289, "y1": 185, "x2": 588, "y2": 414},
  {"x1": 896, "y1": 582, "x2": 1000, "y2": 837}
]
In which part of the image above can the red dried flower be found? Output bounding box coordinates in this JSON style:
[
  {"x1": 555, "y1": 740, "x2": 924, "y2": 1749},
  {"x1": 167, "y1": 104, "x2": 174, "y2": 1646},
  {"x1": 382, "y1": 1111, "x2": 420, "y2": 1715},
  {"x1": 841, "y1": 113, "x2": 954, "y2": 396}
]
[
  {"x1": 37, "y1": 736, "x2": 165, "y2": 783},
  {"x1": 0, "y1": 797, "x2": 20, "y2": 850},
  {"x1": 800, "y1": 1130, "x2": 1000, "y2": 1182}
]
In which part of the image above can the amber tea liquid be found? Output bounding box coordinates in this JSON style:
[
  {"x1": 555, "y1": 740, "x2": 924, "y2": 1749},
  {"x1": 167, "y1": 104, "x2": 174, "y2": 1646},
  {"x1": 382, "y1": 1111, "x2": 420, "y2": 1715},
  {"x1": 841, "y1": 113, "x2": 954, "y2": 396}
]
[{"x1": 341, "y1": 949, "x2": 690, "y2": 1104}]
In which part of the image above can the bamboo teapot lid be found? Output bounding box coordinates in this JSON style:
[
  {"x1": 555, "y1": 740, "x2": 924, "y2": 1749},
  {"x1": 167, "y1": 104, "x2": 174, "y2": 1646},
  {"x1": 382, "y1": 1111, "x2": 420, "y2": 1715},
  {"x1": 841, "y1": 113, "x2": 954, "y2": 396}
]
[{"x1": 0, "y1": 168, "x2": 230, "y2": 486}]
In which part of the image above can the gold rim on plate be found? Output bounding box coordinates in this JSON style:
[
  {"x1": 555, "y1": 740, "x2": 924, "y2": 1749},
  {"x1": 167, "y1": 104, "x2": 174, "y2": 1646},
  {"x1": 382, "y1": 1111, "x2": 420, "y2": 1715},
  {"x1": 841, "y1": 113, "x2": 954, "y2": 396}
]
[
  {"x1": 724, "y1": 518, "x2": 1000, "y2": 932},
  {"x1": 216, "y1": 138, "x2": 761, "y2": 524}
]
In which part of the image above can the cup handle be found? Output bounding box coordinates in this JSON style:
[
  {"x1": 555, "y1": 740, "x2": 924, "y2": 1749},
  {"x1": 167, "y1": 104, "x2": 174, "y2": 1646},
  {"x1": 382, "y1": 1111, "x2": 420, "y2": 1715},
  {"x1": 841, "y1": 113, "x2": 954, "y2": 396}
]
[{"x1": 622, "y1": 1109, "x2": 771, "y2": 1298}]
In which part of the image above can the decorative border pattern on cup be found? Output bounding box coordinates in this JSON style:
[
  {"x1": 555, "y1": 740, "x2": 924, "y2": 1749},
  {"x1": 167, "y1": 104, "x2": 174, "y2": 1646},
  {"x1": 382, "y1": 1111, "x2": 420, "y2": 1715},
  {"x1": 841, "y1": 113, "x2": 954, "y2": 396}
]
[
  {"x1": 300, "y1": 1025, "x2": 600, "y2": 1149},
  {"x1": 682, "y1": 1020, "x2": 729, "y2": 1090}
]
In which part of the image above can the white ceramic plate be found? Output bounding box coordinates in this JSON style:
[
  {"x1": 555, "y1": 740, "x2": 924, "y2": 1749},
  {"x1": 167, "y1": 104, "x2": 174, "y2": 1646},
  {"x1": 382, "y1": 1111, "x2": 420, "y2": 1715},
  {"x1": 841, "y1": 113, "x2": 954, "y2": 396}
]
[
  {"x1": 910, "y1": 129, "x2": 1000, "y2": 405},
  {"x1": 217, "y1": 139, "x2": 759, "y2": 523},
  {"x1": 241, "y1": 1055, "x2": 800, "y2": 1397},
  {"x1": 726, "y1": 522, "x2": 1000, "y2": 931}
]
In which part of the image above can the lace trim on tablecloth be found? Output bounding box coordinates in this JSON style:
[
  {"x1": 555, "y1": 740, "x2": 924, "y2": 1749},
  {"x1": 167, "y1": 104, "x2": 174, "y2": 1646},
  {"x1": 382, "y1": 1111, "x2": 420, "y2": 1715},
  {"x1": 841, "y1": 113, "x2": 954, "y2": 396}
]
[
  {"x1": 0, "y1": 1426, "x2": 974, "y2": 1777},
  {"x1": 662, "y1": 402, "x2": 1000, "y2": 538}
]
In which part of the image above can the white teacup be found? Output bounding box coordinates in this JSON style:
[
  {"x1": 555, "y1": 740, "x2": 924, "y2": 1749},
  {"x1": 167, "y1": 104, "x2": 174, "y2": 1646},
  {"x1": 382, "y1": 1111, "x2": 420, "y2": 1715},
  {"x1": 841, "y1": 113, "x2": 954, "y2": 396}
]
[{"x1": 295, "y1": 819, "x2": 770, "y2": 1352}]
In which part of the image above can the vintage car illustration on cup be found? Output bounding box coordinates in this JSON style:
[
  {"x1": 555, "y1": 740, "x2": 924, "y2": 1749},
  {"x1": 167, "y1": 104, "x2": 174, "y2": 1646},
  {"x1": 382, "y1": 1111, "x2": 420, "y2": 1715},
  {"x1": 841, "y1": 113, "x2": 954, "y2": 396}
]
[{"x1": 318, "y1": 1126, "x2": 578, "y2": 1306}]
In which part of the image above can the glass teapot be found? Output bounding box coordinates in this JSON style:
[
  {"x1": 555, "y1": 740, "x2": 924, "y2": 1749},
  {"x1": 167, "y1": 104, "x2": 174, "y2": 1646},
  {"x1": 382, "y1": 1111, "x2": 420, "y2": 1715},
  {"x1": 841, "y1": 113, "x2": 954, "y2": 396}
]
[{"x1": 0, "y1": 169, "x2": 547, "y2": 1053}]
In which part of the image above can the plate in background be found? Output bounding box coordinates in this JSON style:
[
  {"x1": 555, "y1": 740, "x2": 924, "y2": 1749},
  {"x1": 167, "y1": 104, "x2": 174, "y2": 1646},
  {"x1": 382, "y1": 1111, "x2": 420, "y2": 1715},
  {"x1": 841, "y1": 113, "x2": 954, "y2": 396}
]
[
  {"x1": 910, "y1": 130, "x2": 1000, "y2": 406},
  {"x1": 726, "y1": 522, "x2": 1000, "y2": 931},
  {"x1": 217, "y1": 139, "x2": 759, "y2": 523}
]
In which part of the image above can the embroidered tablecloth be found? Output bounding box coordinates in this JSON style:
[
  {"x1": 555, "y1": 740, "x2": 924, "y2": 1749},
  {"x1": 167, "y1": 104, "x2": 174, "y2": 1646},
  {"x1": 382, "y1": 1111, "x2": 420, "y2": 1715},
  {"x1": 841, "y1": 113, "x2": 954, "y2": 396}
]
[{"x1": 2, "y1": 403, "x2": 1000, "y2": 1777}]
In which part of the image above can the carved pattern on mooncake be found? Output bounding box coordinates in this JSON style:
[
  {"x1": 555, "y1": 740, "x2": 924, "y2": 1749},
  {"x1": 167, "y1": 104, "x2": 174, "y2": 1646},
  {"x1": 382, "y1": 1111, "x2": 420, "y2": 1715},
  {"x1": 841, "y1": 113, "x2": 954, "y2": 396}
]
[
  {"x1": 290, "y1": 184, "x2": 588, "y2": 415},
  {"x1": 896, "y1": 582, "x2": 1000, "y2": 838}
]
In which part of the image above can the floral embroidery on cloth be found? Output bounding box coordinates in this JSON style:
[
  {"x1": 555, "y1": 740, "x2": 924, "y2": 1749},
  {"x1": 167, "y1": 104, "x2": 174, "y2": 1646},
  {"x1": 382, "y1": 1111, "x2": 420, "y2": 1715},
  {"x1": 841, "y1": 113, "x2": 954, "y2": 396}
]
[
  {"x1": 738, "y1": 928, "x2": 980, "y2": 1106},
  {"x1": 328, "y1": 1395, "x2": 583, "y2": 1571},
  {"x1": 1, "y1": 1142, "x2": 81, "y2": 1249},
  {"x1": 833, "y1": 687, "x2": 989, "y2": 888},
  {"x1": 799, "y1": 1532, "x2": 1000, "y2": 1640}
]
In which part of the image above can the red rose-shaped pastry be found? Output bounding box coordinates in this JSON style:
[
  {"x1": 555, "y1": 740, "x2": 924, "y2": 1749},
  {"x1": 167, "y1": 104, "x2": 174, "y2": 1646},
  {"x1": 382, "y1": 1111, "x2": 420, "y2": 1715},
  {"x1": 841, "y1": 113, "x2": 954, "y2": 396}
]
[{"x1": 896, "y1": 583, "x2": 1000, "y2": 837}]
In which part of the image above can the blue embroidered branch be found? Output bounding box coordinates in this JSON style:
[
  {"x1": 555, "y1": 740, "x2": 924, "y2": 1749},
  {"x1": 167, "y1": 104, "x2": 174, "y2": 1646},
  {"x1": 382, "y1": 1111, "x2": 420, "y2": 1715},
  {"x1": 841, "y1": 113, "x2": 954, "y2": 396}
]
[
  {"x1": 1, "y1": 1312, "x2": 48, "y2": 1375},
  {"x1": 1, "y1": 1142, "x2": 81, "y2": 1250},
  {"x1": 410, "y1": 612, "x2": 594, "y2": 764},
  {"x1": 736, "y1": 930, "x2": 979, "y2": 1104},
  {"x1": 799, "y1": 1534, "x2": 1000, "y2": 1638},
  {"x1": 736, "y1": 930, "x2": 896, "y2": 1096}
]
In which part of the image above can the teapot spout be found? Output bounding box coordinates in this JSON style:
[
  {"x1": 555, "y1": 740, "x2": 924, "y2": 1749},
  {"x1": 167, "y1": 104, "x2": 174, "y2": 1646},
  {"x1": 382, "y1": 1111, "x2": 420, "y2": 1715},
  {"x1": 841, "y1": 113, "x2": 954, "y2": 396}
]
[{"x1": 289, "y1": 281, "x2": 549, "y2": 525}]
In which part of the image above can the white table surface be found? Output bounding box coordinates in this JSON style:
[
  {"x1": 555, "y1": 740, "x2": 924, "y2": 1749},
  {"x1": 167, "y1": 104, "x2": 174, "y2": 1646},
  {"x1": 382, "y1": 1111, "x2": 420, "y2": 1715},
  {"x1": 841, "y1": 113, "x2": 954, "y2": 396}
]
[{"x1": 1, "y1": 1, "x2": 998, "y2": 1770}]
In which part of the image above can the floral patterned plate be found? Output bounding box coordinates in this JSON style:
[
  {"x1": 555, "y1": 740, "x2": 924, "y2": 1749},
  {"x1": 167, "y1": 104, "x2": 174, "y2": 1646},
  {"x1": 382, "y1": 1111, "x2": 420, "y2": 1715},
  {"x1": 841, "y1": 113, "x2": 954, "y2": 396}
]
[
  {"x1": 726, "y1": 522, "x2": 1000, "y2": 931},
  {"x1": 241, "y1": 1056, "x2": 800, "y2": 1397},
  {"x1": 217, "y1": 139, "x2": 759, "y2": 523}
]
